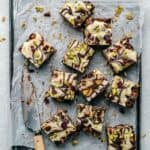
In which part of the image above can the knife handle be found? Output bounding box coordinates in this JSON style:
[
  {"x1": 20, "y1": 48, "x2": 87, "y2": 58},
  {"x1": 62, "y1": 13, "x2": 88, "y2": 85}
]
[{"x1": 34, "y1": 134, "x2": 45, "y2": 150}]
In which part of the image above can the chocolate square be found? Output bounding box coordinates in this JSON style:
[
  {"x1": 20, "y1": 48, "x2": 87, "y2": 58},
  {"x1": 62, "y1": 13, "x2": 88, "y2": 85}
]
[
  {"x1": 41, "y1": 109, "x2": 76, "y2": 144},
  {"x1": 63, "y1": 39, "x2": 94, "y2": 73},
  {"x1": 79, "y1": 69, "x2": 109, "y2": 101},
  {"x1": 76, "y1": 104, "x2": 106, "y2": 135},
  {"x1": 103, "y1": 36, "x2": 138, "y2": 73},
  {"x1": 107, "y1": 76, "x2": 139, "y2": 107},
  {"x1": 60, "y1": 1, "x2": 94, "y2": 28},
  {"x1": 46, "y1": 70, "x2": 77, "y2": 101},
  {"x1": 20, "y1": 33, "x2": 55, "y2": 68},
  {"x1": 106, "y1": 124, "x2": 136, "y2": 150},
  {"x1": 84, "y1": 17, "x2": 112, "y2": 46}
]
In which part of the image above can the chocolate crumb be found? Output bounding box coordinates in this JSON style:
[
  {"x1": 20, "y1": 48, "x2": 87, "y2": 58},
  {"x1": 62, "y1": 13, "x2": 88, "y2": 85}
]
[
  {"x1": 44, "y1": 12, "x2": 51, "y2": 17},
  {"x1": 44, "y1": 97, "x2": 50, "y2": 105},
  {"x1": 28, "y1": 68, "x2": 35, "y2": 73},
  {"x1": 26, "y1": 98, "x2": 32, "y2": 105},
  {"x1": 119, "y1": 107, "x2": 125, "y2": 114}
]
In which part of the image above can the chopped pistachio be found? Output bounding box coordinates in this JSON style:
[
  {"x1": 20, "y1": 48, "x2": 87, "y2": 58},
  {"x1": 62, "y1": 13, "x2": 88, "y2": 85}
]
[
  {"x1": 72, "y1": 139, "x2": 79, "y2": 145},
  {"x1": 33, "y1": 16, "x2": 37, "y2": 22},
  {"x1": 0, "y1": 36, "x2": 6, "y2": 42},
  {"x1": 35, "y1": 6, "x2": 44, "y2": 13},
  {"x1": 1, "y1": 16, "x2": 6, "y2": 22},
  {"x1": 20, "y1": 22, "x2": 26, "y2": 30},
  {"x1": 115, "y1": 5, "x2": 124, "y2": 17},
  {"x1": 34, "y1": 50, "x2": 42, "y2": 60},
  {"x1": 126, "y1": 12, "x2": 134, "y2": 20}
]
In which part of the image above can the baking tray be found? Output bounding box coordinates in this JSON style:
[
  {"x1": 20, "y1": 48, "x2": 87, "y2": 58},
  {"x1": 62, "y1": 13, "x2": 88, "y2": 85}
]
[{"x1": 9, "y1": 0, "x2": 143, "y2": 149}]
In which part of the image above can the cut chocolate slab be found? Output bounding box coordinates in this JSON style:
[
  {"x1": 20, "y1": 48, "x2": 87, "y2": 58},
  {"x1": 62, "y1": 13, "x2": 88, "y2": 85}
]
[
  {"x1": 84, "y1": 17, "x2": 112, "y2": 46},
  {"x1": 79, "y1": 69, "x2": 109, "y2": 101},
  {"x1": 103, "y1": 36, "x2": 138, "y2": 73},
  {"x1": 41, "y1": 109, "x2": 76, "y2": 144},
  {"x1": 76, "y1": 104, "x2": 106, "y2": 135},
  {"x1": 107, "y1": 76, "x2": 139, "y2": 107},
  {"x1": 20, "y1": 33, "x2": 56, "y2": 68},
  {"x1": 63, "y1": 39, "x2": 94, "y2": 73},
  {"x1": 60, "y1": 1, "x2": 94, "y2": 28},
  {"x1": 46, "y1": 70, "x2": 77, "y2": 101},
  {"x1": 106, "y1": 124, "x2": 136, "y2": 150}
]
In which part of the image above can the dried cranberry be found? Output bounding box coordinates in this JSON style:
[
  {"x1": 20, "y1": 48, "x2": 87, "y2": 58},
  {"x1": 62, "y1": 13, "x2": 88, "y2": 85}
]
[
  {"x1": 68, "y1": 7, "x2": 72, "y2": 15},
  {"x1": 29, "y1": 33, "x2": 36, "y2": 39},
  {"x1": 43, "y1": 45, "x2": 49, "y2": 51},
  {"x1": 61, "y1": 120, "x2": 69, "y2": 129},
  {"x1": 117, "y1": 81, "x2": 123, "y2": 89},
  {"x1": 104, "y1": 34, "x2": 111, "y2": 44}
]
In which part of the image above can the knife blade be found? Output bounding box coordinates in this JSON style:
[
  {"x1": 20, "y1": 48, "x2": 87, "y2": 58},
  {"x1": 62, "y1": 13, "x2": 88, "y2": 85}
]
[{"x1": 21, "y1": 66, "x2": 45, "y2": 150}]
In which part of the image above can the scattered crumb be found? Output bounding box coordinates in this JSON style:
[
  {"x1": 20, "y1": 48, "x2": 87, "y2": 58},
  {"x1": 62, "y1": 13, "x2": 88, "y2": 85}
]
[
  {"x1": 52, "y1": 33, "x2": 56, "y2": 38},
  {"x1": 20, "y1": 21, "x2": 26, "y2": 30},
  {"x1": 72, "y1": 139, "x2": 78, "y2": 146},
  {"x1": 58, "y1": 33, "x2": 62, "y2": 41},
  {"x1": 0, "y1": 36, "x2": 6, "y2": 42},
  {"x1": 123, "y1": 72, "x2": 127, "y2": 77},
  {"x1": 35, "y1": 6, "x2": 44, "y2": 13},
  {"x1": 33, "y1": 16, "x2": 37, "y2": 22},
  {"x1": 119, "y1": 107, "x2": 125, "y2": 114},
  {"x1": 1, "y1": 16, "x2": 6, "y2": 22},
  {"x1": 104, "y1": 71, "x2": 108, "y2": 76},
  {"x1": 126, "y1": 32, "x2": 133, "y2": 39},
  {"x1": 24, "y1": 59, "x2": 29, "y2": 66},
  {"x1": 99, "y1": 137, "x2": 106, "y2": 143},
  {"x1": 141, "y1": 133, "x2": 146, "y2": 138},
  {"x1": 42, "y1": 81, "x2": 45, "y2": 86},
  {"x1": 114, "y1": 5, "x2": 124, "y2": 17},
  {"x1": 51, "y1": 20, "x2": 57, "y2": 26},
  {"x1": 112, "y1": 111, "x2": 117, "y2": 118},
  {"x1": 44, "y1": 97, "x2": 50, "y2": 105},
  {"x1": 44, "y1": 90, "x2": 50, "y2": 105},
  {"x1": 26, "y1": 98, "x2": 32, "y2": 105},
  {"x1": 44, "y1": 11, "x2": 51, "y2": 17},
  {"x1": 126, "y1": 12, "x2": 134, "y2": 20}
]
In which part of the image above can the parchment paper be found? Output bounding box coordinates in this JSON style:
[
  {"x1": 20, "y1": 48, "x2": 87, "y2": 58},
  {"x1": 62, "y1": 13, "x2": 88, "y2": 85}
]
[{"x1": 10, "y1": 0, "x2": 143, "y2": 149}]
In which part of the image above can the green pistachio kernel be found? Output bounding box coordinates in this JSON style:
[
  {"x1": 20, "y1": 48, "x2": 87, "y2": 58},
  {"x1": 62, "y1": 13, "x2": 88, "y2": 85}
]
[
  {"x1": 37, "y1": 59, "x2": 43, "y2": 65},
  {"x1": 69, "y1": 18, "x2": 75, "y2": 25},
  {"x1": 35, "y1": 6, "x2": 44, "y2": 13},
  {"x1": 34, "y1": 50, "x2": 42, "y2": 60}
]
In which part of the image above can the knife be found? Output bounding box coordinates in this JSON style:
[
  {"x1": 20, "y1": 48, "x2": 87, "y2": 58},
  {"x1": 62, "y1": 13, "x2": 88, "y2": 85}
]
[{"x1": 21, "y1": 66, "x2": 45, "y2": 150}]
